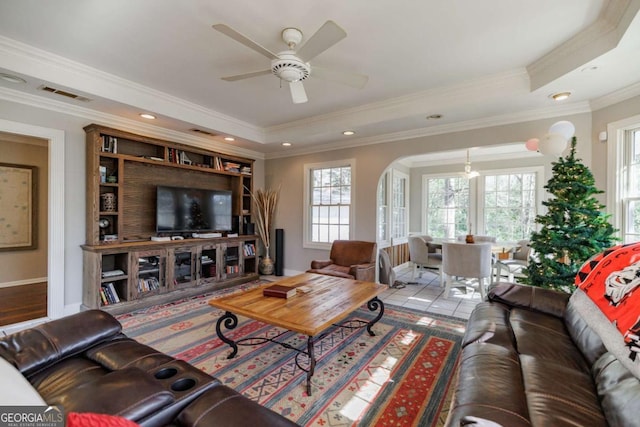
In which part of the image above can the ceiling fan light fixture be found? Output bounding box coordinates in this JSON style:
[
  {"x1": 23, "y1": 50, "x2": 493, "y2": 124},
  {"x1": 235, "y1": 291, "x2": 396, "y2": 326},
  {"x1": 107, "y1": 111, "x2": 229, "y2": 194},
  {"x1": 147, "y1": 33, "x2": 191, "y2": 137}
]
[
  {"x1": 463, "y1": 149, "x2": 479, "y2": 179},
  {"x1": 271, "y1": 55, "x2": 310, "y2": 82}
]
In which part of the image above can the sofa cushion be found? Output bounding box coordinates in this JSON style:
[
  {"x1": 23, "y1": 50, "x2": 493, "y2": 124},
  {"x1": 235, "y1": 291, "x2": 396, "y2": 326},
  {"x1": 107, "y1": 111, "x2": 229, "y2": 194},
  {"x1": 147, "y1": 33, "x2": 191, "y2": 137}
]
[
  {"x1": 461, "y1": 302, "x2": 515, "y2": 350},
  {"x1": 0, "y1": 310, "x2": 122, "y2": 376},
  {"x1": 85, "y1": 338, "x2": 174, "y2": 371},
  {"x1": 510, "y1": 307, "x2": 590, "y2": 373},
  {"x1": 446, "y1": 343, "x2": 530, "y2": 427},
  {"x1": 0, "y1": 356, "x2": 46, "y2": 405},
  {"x1": 519, "y1": 355, "x2": 607, "y2": 426},
  {"x1": 306, "y1": 265, "x2": 354, "y2": 279}
]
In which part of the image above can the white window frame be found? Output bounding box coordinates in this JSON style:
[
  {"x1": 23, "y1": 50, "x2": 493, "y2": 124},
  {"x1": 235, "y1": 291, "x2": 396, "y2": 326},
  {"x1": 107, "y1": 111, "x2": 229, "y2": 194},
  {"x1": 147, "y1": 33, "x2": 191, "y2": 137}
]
[
  {"x1": 422, "y1": 173, "x2": 474, "y2": 239},
  {"x1": 303, "y1": 159, "x2": 356, "y2": 250},
  {"x1": 477, "y1": 167, "x2": 544, "y2": 242},
  {"x1": 422, "y1": 166, "x2": 543, "y2": 241},
  {"x1": 607, "y1": 113, "x2": 640, "y2": 242},
  {"x1": 377, "y1": 170, "x2": 391, "y2": 248},
  {"x1": 391, "y1": 170, "x2": 409, "y2": 244}
]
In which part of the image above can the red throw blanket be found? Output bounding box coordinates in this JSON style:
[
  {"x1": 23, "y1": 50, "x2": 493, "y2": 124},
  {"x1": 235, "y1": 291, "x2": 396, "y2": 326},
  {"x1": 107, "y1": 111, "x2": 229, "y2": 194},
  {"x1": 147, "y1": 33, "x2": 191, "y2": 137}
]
[{"x1": 575, "y1": 243, "x2": 640, "y2": 360}]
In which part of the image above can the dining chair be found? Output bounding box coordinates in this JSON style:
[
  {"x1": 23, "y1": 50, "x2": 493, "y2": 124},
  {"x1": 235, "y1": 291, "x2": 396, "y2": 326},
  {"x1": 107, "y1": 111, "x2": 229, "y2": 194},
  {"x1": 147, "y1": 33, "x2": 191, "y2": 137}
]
[
  {"x1": 495, "y1": 239, "x2": 532, "y2": 282},
  {"x1": 408, "y1": 235, "x2": 443, "y2": 284},
  {"x1": 441, "y1": 241, "x2": 493, "y2": 300}
]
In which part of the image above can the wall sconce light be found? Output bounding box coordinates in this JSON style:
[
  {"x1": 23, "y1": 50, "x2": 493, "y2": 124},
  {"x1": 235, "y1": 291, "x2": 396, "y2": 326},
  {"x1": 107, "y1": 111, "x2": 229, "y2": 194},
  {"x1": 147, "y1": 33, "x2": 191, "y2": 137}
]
[{"x1": 599, "y1": 131, "x2": 607, "y2": 143}]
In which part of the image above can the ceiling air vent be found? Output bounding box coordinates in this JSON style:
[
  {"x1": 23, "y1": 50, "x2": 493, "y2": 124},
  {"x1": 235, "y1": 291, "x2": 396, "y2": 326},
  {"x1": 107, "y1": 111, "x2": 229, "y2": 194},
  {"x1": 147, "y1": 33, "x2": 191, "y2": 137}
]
[
  {"x1": 39, "y1": 85, "x2": 91, "y2": 102},
  {"x1": 190, "y1": 128, "x2": 215, "y2": 136}
]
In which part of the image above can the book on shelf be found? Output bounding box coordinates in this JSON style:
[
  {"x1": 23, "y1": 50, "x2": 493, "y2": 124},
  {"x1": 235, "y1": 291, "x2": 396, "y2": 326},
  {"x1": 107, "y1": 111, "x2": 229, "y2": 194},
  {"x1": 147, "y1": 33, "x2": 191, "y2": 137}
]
[
  {"x1": 99, "y1": 287, "x2": 109, "y2": 306},
  {"x1": 243, "y1": 243, "x2": 256, "y2": 256},
  {"x1": 263, "y1": 284, "x2": 297, "y2": 299},
  {"x1": 106, "y1": 282, "x2": 120, "y2": 303},
  {"x1": 101, "y1": 136, "x2": 117, "y2": 153}
]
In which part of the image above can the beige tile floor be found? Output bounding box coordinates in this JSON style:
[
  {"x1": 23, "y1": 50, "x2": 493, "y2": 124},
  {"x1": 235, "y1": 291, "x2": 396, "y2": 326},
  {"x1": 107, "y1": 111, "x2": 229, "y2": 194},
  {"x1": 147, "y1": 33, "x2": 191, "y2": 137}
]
[{"x1": 377, "y1": 265, "x2": 485, "y2": 320}]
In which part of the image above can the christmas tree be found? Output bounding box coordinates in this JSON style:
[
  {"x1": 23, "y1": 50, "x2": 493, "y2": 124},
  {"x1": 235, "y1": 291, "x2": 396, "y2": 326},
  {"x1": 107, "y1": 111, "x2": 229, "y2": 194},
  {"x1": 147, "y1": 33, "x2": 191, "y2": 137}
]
[{"x1": 521, "y1": 137, "x2": 617, "y2": 293}]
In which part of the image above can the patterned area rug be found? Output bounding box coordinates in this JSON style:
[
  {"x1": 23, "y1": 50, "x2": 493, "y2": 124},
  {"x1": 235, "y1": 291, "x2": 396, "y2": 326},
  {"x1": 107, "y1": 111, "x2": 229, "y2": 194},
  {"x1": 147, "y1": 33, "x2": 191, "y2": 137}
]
[{"x1": 118, "y1": 281, "x2": 466, "y2": 426}]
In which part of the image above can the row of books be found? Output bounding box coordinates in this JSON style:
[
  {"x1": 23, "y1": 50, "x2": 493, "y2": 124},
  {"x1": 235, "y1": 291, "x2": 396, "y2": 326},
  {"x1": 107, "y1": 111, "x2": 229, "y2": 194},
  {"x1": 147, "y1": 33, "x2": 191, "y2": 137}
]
[
  {"x1": 101, "y1": 136, "x2": 118, "y2": 153},
  {"x1": 100, "y1": 283, "x2": 121, "y2": 305},
  {"x1": 137, "y1": 277, "x2": 160, "y2": 293},
  {"x1": 223, "y1": 161, "x2": 241, "y2": 173},
  {"x1": 225, "y1": 265, "x2": 239, "y2": 274},
  {"x1": 243, "y1": 243, "x2": 256, "y2": 256},
  {"x1": 167, "y1": 148, "x2": 193, "y2": 165}
]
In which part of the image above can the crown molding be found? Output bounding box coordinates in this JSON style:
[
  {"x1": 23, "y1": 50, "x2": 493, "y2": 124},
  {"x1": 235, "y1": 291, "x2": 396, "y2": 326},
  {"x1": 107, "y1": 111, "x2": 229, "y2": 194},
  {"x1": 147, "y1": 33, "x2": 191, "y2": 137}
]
[
  {"x1": 0, "y1": 87, "x2": 265, "y2": 160},
  {"x1": 0, "y1": 35, "x2": 267, "y2": 144},
  {"x1": 527, "y1": 0, "x2": 640, "y2": 91},
  {"x1": 590, "y1": 79, "x2": 640, "y2": 110},
  {"x1": 265, "y1": 102, "x2": 592, "y2": 160},
  {"x1": 265, "y1": 69, "x2": 530, "y2": 142}
]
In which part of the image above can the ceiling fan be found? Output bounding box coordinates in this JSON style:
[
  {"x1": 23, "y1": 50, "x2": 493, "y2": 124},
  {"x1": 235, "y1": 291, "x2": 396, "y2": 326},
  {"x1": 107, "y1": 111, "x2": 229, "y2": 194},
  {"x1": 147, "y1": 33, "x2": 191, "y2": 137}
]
[{"x1": 212, "y1": 20, "x2": 369, "y2": 104}]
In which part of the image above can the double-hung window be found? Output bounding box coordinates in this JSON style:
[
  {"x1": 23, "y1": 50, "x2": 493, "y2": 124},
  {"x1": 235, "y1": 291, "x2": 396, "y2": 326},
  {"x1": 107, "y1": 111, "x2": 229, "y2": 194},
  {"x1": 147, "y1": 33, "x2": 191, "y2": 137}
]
[
  {"x1": 303, "y1": 159, "x2": 354, "y2": 249},
  {"x1": 609, "y1": 119, "x2": 640, "y2": 243},
  {"x1": 423, "y1": 176, "x2": 470, "y2": 239},
  {"x1": 423, "y1": 168, "x2": 541, "y2": 242},
  {"x1": 391, "y1": 171, "x2": 409, "y2": 241}
]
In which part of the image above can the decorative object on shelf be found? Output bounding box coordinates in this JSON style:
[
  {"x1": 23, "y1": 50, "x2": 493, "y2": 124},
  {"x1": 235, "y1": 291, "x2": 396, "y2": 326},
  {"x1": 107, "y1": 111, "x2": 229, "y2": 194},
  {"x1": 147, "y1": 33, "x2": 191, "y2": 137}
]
[
  {"x1": 107, "y1": 175, "x2": 117, "y2": 183},
  {"x1": 100, "y1": 192, "x2": 116, "y2": 212},
  {"x1": 465, "y1": 234, "x2": 475, "y2": 244},
  {"x1": 248, "y1": 186, "x2": 280, "y2": 275},
  {"x1": 98, "y1": 218, "x2": 110, "y2": 229},
  {"x1": 463, "y1": 149, "x2": 479, "y2": 179}
]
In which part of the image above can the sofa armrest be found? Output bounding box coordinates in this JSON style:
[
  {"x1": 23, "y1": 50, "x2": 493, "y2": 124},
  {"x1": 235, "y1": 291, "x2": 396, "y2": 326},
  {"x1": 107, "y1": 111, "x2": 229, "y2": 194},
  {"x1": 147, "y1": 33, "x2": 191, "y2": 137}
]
[
  {"x1": 488, "y1": 282, "x2": 569, "y2": 318},
  {"x1": 350, "y1": 263, "x2": 375, "y2": 282},
  {"x1": 310, "y1": 259, "x2": 333, "y2": 269}
]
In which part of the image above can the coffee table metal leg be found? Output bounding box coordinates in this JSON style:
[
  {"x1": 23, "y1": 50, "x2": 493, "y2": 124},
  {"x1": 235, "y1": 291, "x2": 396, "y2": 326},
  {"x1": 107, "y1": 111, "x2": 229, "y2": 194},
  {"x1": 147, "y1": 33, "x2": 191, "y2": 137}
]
[
  {"x1": 366, "y1": 297, "x2": 385, "y2": 336},
  {"x1": 216, "y1": 311, "x2": 239, "y2": 359},
  {"x1": 306, "y1": 336, "x2": 316, "y2": 395}
]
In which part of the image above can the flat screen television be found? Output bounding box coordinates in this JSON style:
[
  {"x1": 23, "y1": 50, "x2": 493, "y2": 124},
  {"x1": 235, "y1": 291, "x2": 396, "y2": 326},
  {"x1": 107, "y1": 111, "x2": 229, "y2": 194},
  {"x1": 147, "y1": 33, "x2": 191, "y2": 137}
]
[{"x1": 156, "y1": 186, "x2": 233, "y2": 233}]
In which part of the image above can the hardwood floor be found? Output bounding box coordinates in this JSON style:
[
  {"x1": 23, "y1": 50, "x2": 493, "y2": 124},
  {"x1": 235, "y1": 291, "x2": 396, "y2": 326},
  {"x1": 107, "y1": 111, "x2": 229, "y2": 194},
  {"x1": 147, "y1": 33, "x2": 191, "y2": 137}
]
[{"x1": 0, "y1": 282, "x2": 47, "y2": 326}]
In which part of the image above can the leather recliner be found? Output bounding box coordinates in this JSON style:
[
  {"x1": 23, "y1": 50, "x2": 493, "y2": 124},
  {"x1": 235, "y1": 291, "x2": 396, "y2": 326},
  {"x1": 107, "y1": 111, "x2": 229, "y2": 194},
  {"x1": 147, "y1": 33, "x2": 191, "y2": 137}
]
[{"x1": 307, "y1": 240, "x2": 377, "y2": 282}]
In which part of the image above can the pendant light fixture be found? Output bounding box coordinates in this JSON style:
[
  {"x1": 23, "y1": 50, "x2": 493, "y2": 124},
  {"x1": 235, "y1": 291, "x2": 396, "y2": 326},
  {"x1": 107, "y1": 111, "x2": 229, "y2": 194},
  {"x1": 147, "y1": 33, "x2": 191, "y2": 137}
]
[{"x1": 464, "y1": 149, "x2": 480, "y2": 179}]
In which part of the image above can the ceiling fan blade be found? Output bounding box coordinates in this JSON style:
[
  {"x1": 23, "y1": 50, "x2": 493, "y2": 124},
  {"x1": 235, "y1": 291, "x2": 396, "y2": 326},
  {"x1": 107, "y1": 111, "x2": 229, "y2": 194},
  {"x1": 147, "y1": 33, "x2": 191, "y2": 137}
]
[
  {"x1": 212, "y1": 24, "x2": 278, "y2": 60},
  {"x1": 297, "y1": 20, "x2": 347, "y2": 62},
  {"x1": 289, "y1": 80, "x2": 308, "y2": 104},
  {"x1": 312, "y1": 66, "x2": 368, "y2": 89},
  {"x1": 221, "y1": 69, "x2": 272, "y2": 82}
]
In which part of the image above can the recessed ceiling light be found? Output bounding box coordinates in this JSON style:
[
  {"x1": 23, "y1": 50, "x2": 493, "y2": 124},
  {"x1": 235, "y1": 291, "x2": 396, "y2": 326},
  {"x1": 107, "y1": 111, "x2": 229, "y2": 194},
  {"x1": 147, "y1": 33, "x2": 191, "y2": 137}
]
[
  {"x1": 0, "y1": 73, "x2": 26, "y2": 84},
  {"x1": 281, "y1": 142, "x2": 292, "y2": 147},
  {"x1": 581, "y1": 66, "x2": 598, "y2": 72},
  {"x1": 139, "y1": 113, "x2": 156, "y2": 120},
  {"x1": 426, "y1": 114, "x2": 443, "y2": 120},
  {"x1": 342, "y1": 130, "x2": 355, "y2": 136},
  {"x1": 550, "y1": 91, "x2": 571, "y2": 101},
  {"x1": 224, "y1": 137, "x2": 235, "y2": 141}
]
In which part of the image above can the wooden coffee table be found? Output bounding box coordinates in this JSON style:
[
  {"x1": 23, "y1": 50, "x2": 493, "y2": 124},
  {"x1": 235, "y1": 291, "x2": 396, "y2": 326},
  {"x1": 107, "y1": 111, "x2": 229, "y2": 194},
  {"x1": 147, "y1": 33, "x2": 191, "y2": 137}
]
[{"x1": 208, "y1": 273, "x2": 387, "y2": 395}]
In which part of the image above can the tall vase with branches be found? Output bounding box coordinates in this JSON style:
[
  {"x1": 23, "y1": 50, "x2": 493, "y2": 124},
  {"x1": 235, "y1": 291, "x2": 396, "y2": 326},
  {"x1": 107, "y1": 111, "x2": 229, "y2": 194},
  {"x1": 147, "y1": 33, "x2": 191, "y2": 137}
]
[{"x1": 248, "y1": 186, "x2": 279, "y2": 275}]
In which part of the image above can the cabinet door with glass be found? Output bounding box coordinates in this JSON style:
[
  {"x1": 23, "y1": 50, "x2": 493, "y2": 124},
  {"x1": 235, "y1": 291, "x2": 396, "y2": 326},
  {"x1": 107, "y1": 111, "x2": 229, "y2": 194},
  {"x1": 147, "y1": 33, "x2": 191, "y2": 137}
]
[
  {"x1": 168, "y1": 247, "x2": 197, "y2": 290},
  {"x1": 199, "y1": 244, "x2": 220, "y2": 286},
  {"x1": 130, "y1": 250, "x2": 166, "y2": 299},
  {"x1": 221, "y1": 241, "x2": 242, "y2": 280}
]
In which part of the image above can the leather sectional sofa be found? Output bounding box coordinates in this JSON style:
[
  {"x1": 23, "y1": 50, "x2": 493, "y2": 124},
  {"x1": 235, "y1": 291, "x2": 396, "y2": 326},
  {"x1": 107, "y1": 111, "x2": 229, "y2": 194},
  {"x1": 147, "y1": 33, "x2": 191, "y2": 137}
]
[
  {"x1": 445, "y1": 281, "x2": 640, "y2": 427},
  {"x1": 0, "y1": 309, "x2": 298, "y2": 427}
]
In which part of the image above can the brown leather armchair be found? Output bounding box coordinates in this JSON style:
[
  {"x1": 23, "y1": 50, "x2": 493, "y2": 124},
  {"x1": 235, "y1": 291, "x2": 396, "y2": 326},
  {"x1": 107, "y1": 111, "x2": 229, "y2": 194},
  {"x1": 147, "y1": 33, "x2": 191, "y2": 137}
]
[{"x1": 307, "y1": 240, "x2": 377, "y2": 282}]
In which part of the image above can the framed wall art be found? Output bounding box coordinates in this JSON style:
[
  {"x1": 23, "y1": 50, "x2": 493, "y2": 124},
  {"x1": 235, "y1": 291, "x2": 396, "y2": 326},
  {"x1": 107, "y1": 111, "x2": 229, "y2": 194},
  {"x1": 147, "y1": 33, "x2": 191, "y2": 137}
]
[{"x1": 0, "y1": 163, "x2": 38, "y2": 251}]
